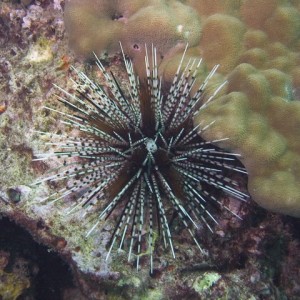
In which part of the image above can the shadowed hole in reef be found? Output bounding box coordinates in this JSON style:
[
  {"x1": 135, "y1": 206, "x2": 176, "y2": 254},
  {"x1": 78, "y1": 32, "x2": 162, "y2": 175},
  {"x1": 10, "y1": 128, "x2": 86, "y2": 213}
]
[
  {"x1": 284, "y1": 215, "x2": 300, "y2": 240},
  {"x1": 0, "y1": 217, "x2": 75, "y2": 300}
]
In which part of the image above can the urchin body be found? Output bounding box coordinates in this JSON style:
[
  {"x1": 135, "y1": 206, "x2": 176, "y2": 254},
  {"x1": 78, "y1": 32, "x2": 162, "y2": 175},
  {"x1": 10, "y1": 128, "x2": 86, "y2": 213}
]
[{"x1": 34, "y1": 45, "x2": 248, "y2": 273}]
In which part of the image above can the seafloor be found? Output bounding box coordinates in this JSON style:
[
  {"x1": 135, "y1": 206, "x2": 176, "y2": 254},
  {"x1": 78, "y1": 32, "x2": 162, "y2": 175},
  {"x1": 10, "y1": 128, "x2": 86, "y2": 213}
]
[{"x1": 0, "y1": 1, "x2": 300, "y2": 299}]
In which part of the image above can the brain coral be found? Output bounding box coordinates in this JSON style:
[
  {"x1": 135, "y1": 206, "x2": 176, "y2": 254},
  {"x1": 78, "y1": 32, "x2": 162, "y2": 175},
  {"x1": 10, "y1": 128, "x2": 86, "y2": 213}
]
[{"x1": 64, "y1": 0, "x2": 300, "y2": 217}]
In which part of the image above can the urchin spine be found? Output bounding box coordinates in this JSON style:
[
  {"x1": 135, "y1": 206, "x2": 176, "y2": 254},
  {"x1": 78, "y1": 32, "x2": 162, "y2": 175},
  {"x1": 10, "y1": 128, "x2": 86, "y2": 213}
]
[{"x1": 33, "y1": 44, "x2": 248, "y2": 273}]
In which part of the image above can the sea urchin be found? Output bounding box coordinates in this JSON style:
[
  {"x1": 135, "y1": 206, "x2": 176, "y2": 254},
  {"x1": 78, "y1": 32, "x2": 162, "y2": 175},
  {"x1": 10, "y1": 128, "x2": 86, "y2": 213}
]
[{"x1": 33, "y1": 45, "x2": 249, "y2": 273}]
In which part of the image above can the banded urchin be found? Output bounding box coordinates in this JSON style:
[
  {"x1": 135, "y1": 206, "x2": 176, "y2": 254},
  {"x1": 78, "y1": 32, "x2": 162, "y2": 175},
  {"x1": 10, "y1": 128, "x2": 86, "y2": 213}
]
[{"x1": 33, "y1": 45, "x2": 249, "y2": 273}]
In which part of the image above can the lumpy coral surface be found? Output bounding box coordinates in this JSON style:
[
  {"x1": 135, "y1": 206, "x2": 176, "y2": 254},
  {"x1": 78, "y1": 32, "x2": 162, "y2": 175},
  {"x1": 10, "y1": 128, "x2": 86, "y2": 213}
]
[
  {"x1": 64, "y1": 0, "x2": 202, "y2": 76},
  {"x1": 193, "y1": 0, "x2": 300, "y2": 217},
  {"x1": 64, "y1": 0, "x2": 300, "y2": 217}
]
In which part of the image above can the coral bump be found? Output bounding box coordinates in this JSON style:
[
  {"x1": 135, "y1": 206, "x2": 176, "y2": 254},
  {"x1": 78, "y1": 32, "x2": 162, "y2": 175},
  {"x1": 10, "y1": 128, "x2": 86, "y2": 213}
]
[{"x1": 33, "y1": 44, "x2": 249, "y2": 273}]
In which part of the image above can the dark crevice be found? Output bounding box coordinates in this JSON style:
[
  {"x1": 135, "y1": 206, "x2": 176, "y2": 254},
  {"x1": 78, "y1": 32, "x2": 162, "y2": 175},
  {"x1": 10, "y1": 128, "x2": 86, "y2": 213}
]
[{"x1": 0, "y1": 217, "x2": 75, "y2": 300}]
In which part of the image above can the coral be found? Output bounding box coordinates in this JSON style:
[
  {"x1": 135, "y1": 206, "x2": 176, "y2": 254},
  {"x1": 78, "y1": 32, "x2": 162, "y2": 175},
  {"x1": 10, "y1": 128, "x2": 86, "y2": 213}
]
[
  {"x1": 190, "y1": 1, "x2": 300, "y2": 217},
  {"x1": 199, "y1": 14, "x2": 246, "y2": 73},
  {"x1": 187, "y1": 0, "x2": 252, "y2": 17},
  {"x1": 195, "y1": 70, "x2": 300, "y2": 217},
  {"x1": 240, "y1": 0, "x2": 278, "y2": 29},
  {"x1": 186, "y1": 0, "x2": 228, "y2": 16},
  {"x1": 64, "y1": 0, "x2": 202, "y2": 76},
  {"x1": 64, "y1": 0, "x2": 123, "y2": 56},
  {"x1": 195, "y1": 63, "x2": 300, "y2": 217},
  {"x1": 264, "y1": 6, "x2": 300, "y2": 45}
]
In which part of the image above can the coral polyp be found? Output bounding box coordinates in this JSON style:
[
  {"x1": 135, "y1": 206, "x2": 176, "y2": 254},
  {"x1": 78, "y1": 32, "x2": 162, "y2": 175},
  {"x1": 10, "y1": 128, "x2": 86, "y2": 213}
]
[{"x1": 33, "y1": 45, "x2": 248, "y2": 273}]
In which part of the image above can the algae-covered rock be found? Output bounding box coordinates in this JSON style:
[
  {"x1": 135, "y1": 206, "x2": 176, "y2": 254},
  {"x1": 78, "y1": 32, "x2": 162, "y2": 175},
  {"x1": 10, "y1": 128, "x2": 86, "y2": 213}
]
[
  {"x1": 0, "y1": 270, "x2": 30, "y2": 300},
  {"x1": 193, "y1": 271, "x2": 221, "y2": 293}
]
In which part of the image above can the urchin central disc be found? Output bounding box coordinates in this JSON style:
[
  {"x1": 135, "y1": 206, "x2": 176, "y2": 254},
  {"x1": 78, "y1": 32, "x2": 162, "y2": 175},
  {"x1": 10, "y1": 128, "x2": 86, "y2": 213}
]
[{"x1": 145, "y1": 138, "x2": 158, "y2": 153}]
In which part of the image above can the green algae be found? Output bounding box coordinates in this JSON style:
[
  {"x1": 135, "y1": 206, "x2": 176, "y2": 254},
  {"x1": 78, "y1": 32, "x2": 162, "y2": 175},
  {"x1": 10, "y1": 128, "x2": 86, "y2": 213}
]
[
  {"x1": 25, "y1": 36, "x2": 54, "y2": 64},
  {"x1": 0, "y1": 127, "x2": 34, "y2": 189},
  {"x1": 0, "y1": 270, "x2": 30, "y2": 300},
  {"x1": 193, "y1": 271, "x2": 222, "y2": 293}
]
